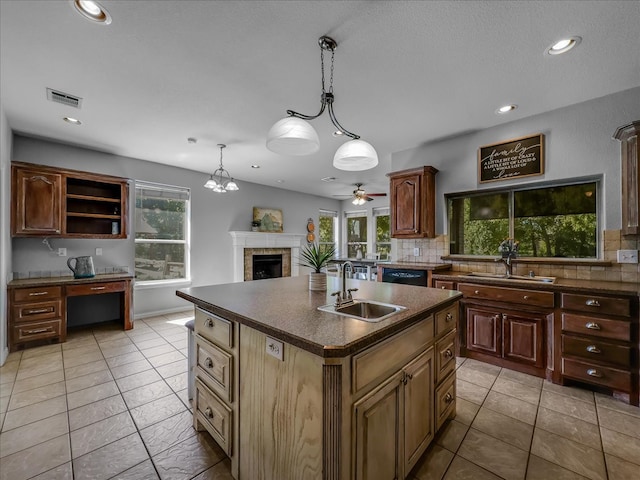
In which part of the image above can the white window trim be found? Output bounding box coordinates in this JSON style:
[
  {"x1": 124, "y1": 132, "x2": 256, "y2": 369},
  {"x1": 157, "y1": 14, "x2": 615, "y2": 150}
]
[{"x1": 319, "y1": 209, "x2": 339, "y2": 255}]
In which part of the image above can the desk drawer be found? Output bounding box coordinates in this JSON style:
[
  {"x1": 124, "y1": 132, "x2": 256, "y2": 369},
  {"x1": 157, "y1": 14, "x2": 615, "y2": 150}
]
[
  {"x1": 458, "y1": 283, "x2": 554, "y2": 308},
  {"x1": 195, "y1": 378, "x2": 232, "y2": 456},
  {"x1": 196, "y1": 335, "x2": 233, "y2": 402},
  {"x1": 12, "y1": 300, "x2": 62, "y2": 322},
  {"x1": 561, "y1": 293, "x2": 630, "y2": 317},
  {"x1": 13, "y1": 286, "x2": 62, "y2": 303},
  {"x1": 66, "y1": 281, "x2": 126, "y2": 296},
  {"x1": 195, "y1": 308, "x2": 233, "y2": 349},
  {"x1": 561, "y1": 335, "x2": 631, "y2": 368},
  {"x1": 562, "y1": 313, "x2": 631, "y2": 342},
  {"x1": 435, "y1": 304, "x2": 458, "y2": 338},
  {"x1": 435, "y1": 329, "x2": 456, "y2": 384},
  {"x1": 562, "y1": 358, "x2": 631, "y2": 392},
  {"x1": 12, "y1": 319, "x2": 62, "y2": 344}
]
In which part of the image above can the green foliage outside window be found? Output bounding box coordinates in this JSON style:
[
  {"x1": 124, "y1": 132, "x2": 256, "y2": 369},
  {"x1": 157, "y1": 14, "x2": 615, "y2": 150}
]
[
  {"x1": 376, "y1": 214, "x2": 391, "y2": 259},
  {"x1": 347, "y1": 215, "x2": 367, "y2": 258}
]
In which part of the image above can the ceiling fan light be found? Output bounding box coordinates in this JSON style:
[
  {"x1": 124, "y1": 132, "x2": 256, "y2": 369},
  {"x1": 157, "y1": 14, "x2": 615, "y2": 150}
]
[
  {"x1": 333, "y1": 140, "x2": 379, "y2": 171},
  {"x1": 225, "y1": 180, "x2": 239, "y2": 191},
  {"x1": 266, "y1": 117, "x2": 320, "y2": 156}
]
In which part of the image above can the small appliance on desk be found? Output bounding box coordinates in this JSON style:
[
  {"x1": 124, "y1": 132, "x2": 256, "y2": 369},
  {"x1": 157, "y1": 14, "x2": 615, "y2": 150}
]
[{"x1": 67, "y1": 256, "x2": 96, "y2": 278}]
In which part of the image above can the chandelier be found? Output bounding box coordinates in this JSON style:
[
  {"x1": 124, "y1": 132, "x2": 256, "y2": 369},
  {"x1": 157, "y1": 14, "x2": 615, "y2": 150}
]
[
  {"x1": 266, "y1": 36, "x2": 378, "y2": 171},
  {"x1": 204, "y1": 144, "x2": 239, "y2": 193}
]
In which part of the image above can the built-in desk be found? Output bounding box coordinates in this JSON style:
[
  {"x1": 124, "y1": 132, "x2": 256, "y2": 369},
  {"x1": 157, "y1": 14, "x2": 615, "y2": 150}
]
[{"x1": 7, "y1": 274, "x2": 133, "y2": 351}]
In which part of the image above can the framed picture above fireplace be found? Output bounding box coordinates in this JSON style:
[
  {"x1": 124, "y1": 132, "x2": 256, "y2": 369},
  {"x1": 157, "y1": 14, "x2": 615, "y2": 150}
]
[{"x1": 253, "y1": 207, "x2": 283, "y2": 233}]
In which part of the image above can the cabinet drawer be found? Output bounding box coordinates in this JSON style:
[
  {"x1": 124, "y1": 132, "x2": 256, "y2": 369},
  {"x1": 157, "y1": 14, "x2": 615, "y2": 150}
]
[
  {"x1": 435, "y1": 304, "x2": 457, "y2": 338},
  {"x1": 66, "y1": 281, "x2": 126, "y2": 296},
  {"x1": 352, "y1": 316, "x2": 434, "y2": 394},
  {"x1": 561, "y1": 358, "x2": 631, "y2": 392},
  {"x1": 561, "y1": 335, "x2": 631, "y2": 368},
  {"x1": 196, "y1": 335, "x2": 233, "y2": 402},
  {"x1": 435, "y1": 330, "x2": 456, "y2": 384},
  {"x1": 434, "y1": 281, "x2": 455, "y2": 291},
  {"x1": 561, "y1": 293, "x2": 630, "y2": 318},
  {"x1": 12, "y1": 319, "x2": 62, "y2": 344},
  {"x1": 435, "y1": 371, "x2": 456, "y2": 431},
  {"x1": 12, "y1": 300, "x2": 62, "y2": 322},
  {"x1": 13, "y1": 286, "x2": 62, "y2": 303},
  {"x1": 195, "y1": 378, "x2": 232, "y2": 456},
  {"x1": 195, "y1": 308, "x2": 233, "y2": 349},
  {"x1": 458, "y1": 283, "x2": 554, "y2": 308},
  {"x1": 562, "y1": 313, "x2": 631, "y2": 342}
]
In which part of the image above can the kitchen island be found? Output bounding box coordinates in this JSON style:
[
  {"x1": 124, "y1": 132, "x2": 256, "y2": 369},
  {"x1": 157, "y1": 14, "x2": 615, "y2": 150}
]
[{"x1": 177, "y1": 275, "x2": 461, "y2": 480}]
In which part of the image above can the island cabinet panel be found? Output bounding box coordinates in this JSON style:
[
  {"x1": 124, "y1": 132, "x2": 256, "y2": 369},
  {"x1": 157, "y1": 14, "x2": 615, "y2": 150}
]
[
  {"x1": 503, "y1": 314, "x2": 544, "y2": 368},
  {"x1": 12, "y1": 167, "x2": 62, "y2": 235},
  {"x1": 466, "y1": 307, "x2": 501, "y2": 357}
]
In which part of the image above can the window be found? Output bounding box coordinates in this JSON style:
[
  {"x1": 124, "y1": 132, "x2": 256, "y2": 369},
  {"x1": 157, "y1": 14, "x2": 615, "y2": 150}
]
[
  {"x1": 345, "y1": 211, "x2": 367, "y2": 258},
  {"x1": 447, "y1": 180, "x2": 599, "y2": 258},
  {"x1": 318, "y1": 209, "x2": 338, "y2": 255},
  {"x1": 373, "y1": 207, "x2": 391, "y2": 259},
  {"x1": 135, "y1": 181, "x2": 190, "y2": 283}
]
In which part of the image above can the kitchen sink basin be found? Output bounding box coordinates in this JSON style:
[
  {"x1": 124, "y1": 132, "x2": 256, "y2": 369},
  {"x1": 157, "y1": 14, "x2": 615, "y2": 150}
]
[
  {"x1": 463, "y1": 272, "x2": 556, "y2": 284},
  {"x1": 318, "y1": 300, "x2": 406, "y2": 322}
]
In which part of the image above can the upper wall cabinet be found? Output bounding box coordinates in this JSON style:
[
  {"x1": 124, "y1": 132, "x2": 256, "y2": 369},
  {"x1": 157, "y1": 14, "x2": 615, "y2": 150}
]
[
  {"x1": 614, "y1": 121, "x2": 639, "y2": 235},
  {"x1": 388, "y1": 166, "x2": 438, "y2": 238},
  {"x1": 11, "y1": 162, "x2": 129, "y2": 239}
]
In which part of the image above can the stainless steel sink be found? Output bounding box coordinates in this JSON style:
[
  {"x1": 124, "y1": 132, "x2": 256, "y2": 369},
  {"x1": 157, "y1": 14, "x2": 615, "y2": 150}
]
[
  {"x1": 463, "y1": 272, "x2": 556, "y2": 284},
  {"x1": 318, "y1": 300, "x2": 406, "y2": 322}
]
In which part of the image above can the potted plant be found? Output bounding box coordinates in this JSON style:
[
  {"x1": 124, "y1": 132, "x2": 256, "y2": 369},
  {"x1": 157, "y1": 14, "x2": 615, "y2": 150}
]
[{"x1": 299, "y1": 242, "x2": 336, "y2": 291}]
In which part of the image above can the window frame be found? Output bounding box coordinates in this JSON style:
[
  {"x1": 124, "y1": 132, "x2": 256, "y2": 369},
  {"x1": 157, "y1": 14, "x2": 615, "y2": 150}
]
[
  {"x1": 318, "y1": 209, "x2": 339, "y2": 256},
  {"x1": 344, "y1": 210, "x2": 368, "y2": 258},
  {"x1": 373, "y1": 207, "x2": 391, "y2": 260}
]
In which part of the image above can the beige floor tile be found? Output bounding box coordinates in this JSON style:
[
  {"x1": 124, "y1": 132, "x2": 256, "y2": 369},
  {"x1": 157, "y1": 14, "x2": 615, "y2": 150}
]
[
  {"x1": 116, "y1": 459, "x2": 160, "y2": 479},
  {"x1": 526, "y1": 454, "x2": 589, "y2": 480},
  {"x1": 106, "y1": 351, "x2": 147, "y2": 368},
  {"x1": 162, "y1": 332, "x2": 187, "y2": 344},
  {"x1": 531, "y1": 428, "x2": 606, "y2": 480},
  {"x1": 20, "y1": 343, "x2": 61, "y2": 359},
  {"x1": 597, "y1": 406, "x2": 640, "y2": 439},
  {"x1": 62, "y1": 344, "x2": 102, "y2": 361},
  {"x1": 456, "y1": 366, "x2": 498, "y2": 389},
  {"x1": 156, "y1": 359, "x2": 188, "y2": 379},
  {"x1": 139, "y1": 410, "x2": 196, "y2": 456},
  {"x1": 535, "y1": 406, "x2": 601, "y2": 449},
  {"x1": 4, "y1": 351, "x2": 23, "y2": 363},
  {"x1": 140, "y1": 344, "x2": 176, "y2": 359},
  {"x1": 70, "y1": 411, "x2": 136, "y2": 458},
  {"x1": 63, "y1": 351, "x2": 104, "y2": 369},
  {"x1": 151, "y1": 432, "x2": 226, "y2": 480},
  {"x1": 127, "y1": 331, "x2": 162, "y2": 343},
  {"x1": 491, "y1": 377, "x2": 541, "y2": 405},
  {"x1": 18, "y1": 351, "x2": 62, "y2": 370},
  {"x1": 93, "y1": 331, "x2": 129, "y2": 344},
  {"x1": 65, "y1": 369, "x2": 114, "y2": 394},
  {"x1": 29, "y1": 461, "x2": 73, "y2": 480},
  {"x1": 69, "y1": 394, "x2": 127, "y2": 431},
  {"x1": 170, "y1": 339, "x2": 188, "y2": 350},
  {"x1": 595, "y1": 393, "x2": 640, "y2": 419},
  {"x1": 100, "y1": 343, "x2": 139, "y2": 359},
  {"x1": 0, "y1": 395, "x2": 9, "y2": 414},
  {"x1": 0, "y1": 368, "x2": 17, "y2": 386},
  {"x1": 130, "y1": 393, "x2": 187, "y2": 429},
  {"x1": 435, "y1": 419, "x2": 469, "y2": 453},
  {"x1": 605, "y1": 453, "x2": 640, "y2": 480},
  {"x1": 539, "y1": 390, "x2": 597, "y2": 424},
  {"x1": 498, "y1": 369, "x2": 543, "y2": 389},
  {"x1": 471, "y1": 407, "x2": 533, "y2": 451},
  {"x1": 165, "y1": 372, "x2": 187, "y2": 393},
  {"x1": 176, "y1": 388, "x2": 191, "y2": 410},
  {"x1": 411, "y1": 443, "x2": 454, "y2": 480},
  {"x1": 72, "y1": 433, "x2": 148, "y2": 480},
  {"x1": 456, "y1": 379, "x2": 489, "y2": 405},
  {"x1": 133, "y1": 337, "x2": 169, "y2": 350},
  {"x1": 443, "y1": 455, "x2": 502, "y2": 480},
  {"x1": 460, "y1": 358, "x2": 502, "y2": 376},
  {"x1": 62, "y1": 335, "x2": 98, "y2": 350},
  {"x1": 12, "y1": 369, "x2": 64, "y2": 394},
  {"x1": 543, "y1": 381, "x2": 596, "y2": 404},
  {"x1": 600, "y1": 427, "x2": 640, "y2": 466},
  {"x1": 191, "y1": 459, "x2": 234, "y2": 480},
  {"x1": 97, "y1": 336, "x2": 134, "y2": 349},
  {"x1": 110, "y1": 358, "x2": 153, "y2": 379},
  {"x1": 8, "y1": 381, "x2": 66, "y2": 411},
  {"x1": 0, "y1": 434, "x2": 70, "y2": 480},
  {"x1": 0, "y1": 412, "x2": 69, "y2": 458},
  {"x1": 455, "y1": 357, "x2": 466, "y2": 368},
  {"x1": 67, "y1": 381, "x2": 119, "y2": 410},
  {"x1": 147, "y1": 350, "x2": 186, "y2": 368},
  {"x1": 482, "y1": 390, "x2": 537, "y2": 425},
  {"x1": 455, "y1": 397, "x2": 480, "y2": 426},
  {"x1": 458, "y1": 428, "x2": 528, "y2": 480},
  {"x1": 123, "y1": 380, "x2": 173, "y2": 409},
  {"x1": 2, "y1": 395, "x2": 68, "y2": 432},
  {"x1": 64, "y1": 359, "x2": 109, "y2": 380},
  {"x1": 116, "y1": 369, "x2": 163, "y2": 392},
  {"x1": 15, "y1": 359, "x2": 63, "y2": 381}
]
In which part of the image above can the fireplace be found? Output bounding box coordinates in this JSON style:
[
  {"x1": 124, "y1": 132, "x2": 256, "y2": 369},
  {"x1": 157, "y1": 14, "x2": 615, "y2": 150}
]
[{"x1": 252, "y1": 254, "x2": 283, "y2": 280}]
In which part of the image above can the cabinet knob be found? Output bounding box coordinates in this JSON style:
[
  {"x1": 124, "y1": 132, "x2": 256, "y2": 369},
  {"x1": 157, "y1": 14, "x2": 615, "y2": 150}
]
[
  {"x1": 586, "y1": 368, "x2": 602, "y2": 378},
  {"x1": 444, "y1": 349, "x2": 453, "y2": 359},
  {"x1": 586, "y1": 345, "x2": 601, "y2": 354},
  {"x1": 205, "y1": 318, "x2": 214, "y2": 328},
  {"x1": 523, "y1": 295, "x2": 529, "y2": 300},
  {"x1": 585, "y1": 322, "x2": 601, "y2": 330},
  {"x1": 444, "y1": 393, "x2": 453, "y2": 404},
  {"x1": 204, "y1": 407, "x2": 214, "y2": 419},
  {"x1": 446, "y1": 313, "x2": 453, "y2": 321},
  {"x1": 585, "y1": 299, "x2": 601, "y2": 307},
  {"x1": 441, "y1": 286, "x2": 446, "y2": 289},
  {"x1": 474, "y1": 290, "x2": 480, "y2": 295},
  {"x1": 204, "y1": 357, "x2": 213, "y2": 368}
]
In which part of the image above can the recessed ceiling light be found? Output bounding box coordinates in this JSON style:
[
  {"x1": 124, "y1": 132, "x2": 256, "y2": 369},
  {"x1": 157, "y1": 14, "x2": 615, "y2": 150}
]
[
  {"x1": 63, "y1": 116, "x2": 82, "y2": 125},
  {"x1": 251, "y1": 165, "x2": 260, "y2": 169},
  {"x1": 187, "y1": 137, "x2": 197, "y2": 144},
  {"x1": 276, "y1": 179, "x2": 285, "y2": 183},
  {"x1": 495, "y1": 104, "x2": 517, "y2": 115},
  {"x1": 546, "y1": 36, "x2": 581, "y2": 55},
  {"x1": 71, "y1": 0, "x2": 112, "y2": 25}
]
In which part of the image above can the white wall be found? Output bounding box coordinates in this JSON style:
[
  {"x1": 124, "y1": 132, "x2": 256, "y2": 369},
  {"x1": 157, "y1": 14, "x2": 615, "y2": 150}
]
[
  {"x1": 0, "y1": 108, "x2": 13, "y2": 364},
  {"x1": 392, "y1": 87, "x2": 640, "y2": 234},
  {"x1": 11, "y1": 135, "x2": 341, "y2": 316}
]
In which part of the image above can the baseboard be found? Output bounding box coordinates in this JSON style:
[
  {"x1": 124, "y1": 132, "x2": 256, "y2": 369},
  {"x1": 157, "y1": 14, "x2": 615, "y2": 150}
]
[{"x1": 134, "y1": 306, "x2": 193, "y2": 320}]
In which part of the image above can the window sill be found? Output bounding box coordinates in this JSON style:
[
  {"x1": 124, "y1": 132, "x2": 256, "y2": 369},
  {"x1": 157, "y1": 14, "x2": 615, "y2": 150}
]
[
  {"x1": 134, "y1": 278, "x2": 192, "y2": 290},
  {"x1": 441, "y1": 255, "x2": 612, "y2": 267}
]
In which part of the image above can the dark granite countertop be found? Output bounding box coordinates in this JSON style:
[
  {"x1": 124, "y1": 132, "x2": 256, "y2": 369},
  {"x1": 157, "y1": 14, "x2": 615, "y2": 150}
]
[
  {"x1": 432, "y1": 272, "x2": 639, "y2": 296},
  {"x1": 8, "y1": 273, "x2": 133, "y2": 288},
  {"x1": 177, "y1": 275, "x2": 461, "y2": 358},
  {"x1": 378, "y1": 262, "x2": 452, "y2": 272}
]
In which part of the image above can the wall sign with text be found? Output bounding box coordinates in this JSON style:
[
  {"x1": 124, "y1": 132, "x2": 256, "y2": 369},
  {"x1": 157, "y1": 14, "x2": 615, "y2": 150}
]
[{"x1": 478, "y1": 133, "x2": 545, "y2": 183}]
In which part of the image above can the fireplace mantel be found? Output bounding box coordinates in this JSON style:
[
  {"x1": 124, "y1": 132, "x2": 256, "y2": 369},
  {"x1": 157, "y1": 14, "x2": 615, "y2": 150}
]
[{"x1": 229, "y1": 231, "x2": 306, "y2": 282}]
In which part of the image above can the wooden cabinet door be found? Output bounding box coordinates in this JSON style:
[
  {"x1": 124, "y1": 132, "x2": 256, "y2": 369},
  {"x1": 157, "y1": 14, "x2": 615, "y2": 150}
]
[
  {"x1": 354, "y1": 371, "x2": 404, "y2": 480},
  {"x1": 12, "y1": 167, "x2": 62, "y2": 235},
  {"x1": 403, "y1": 348, "x2": 434, "y2": 474},
  {"x1": 614, "y1": 121, "x2": 639, "y2": 235},
  {"x1": 502, "y1": 313, "x2": 545, "y2": 368},
  {"x1": 466, "y1": 307, "x2": 501, "y2": 357},
  {"x1": 390, "y1": 172, "x2": 422, "y2": 237}
]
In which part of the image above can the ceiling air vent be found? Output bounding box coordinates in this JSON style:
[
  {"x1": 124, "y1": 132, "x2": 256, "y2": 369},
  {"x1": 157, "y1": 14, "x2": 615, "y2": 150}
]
[{"x1": 46, "y1": 88, "x2": 82, "y2": 109}]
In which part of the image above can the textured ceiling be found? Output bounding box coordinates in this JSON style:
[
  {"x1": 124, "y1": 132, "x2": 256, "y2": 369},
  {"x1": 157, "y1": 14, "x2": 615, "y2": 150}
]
[{"x1": 1, "y1": 0, "x2": 639, "y2": 198}]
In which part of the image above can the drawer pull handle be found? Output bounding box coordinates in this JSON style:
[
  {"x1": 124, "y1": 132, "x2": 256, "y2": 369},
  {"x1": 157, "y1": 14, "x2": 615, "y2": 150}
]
[
  {"x1": 25, "y1": 327, "x2": 53, "y2": 335},
  {"x1": 26, "y1": 308, "x2": 51, "y2": 314},
  {"x1": 523, "y1": 295, "x2": 529, "y2": 300},
  {"x1": 28, "y1": 291, "x2": 48, "y2": 296},
  {"x1": 444, "y1": 393, "x2": 453, "y2": 404},
  {"x1": 586, "y1": 368, "x2": 602, "y2": 378},
  {"x1": 585, "y1": 322, "x2": 601, "y2": 330},
  {"x1": 586, "y1": 345, "x2": 601, "y2": 354},
  {"x1": 204, "y1": 407, "x2": 214, "y2": 419},
  {"x1": 444, "y1": 349, "x2": 453, "y2": 359},
  {"x1": 90, "y1": 286, "x2": 106, "y2": 291},
  {"x1": 204, "y1": 357, "x2": 213, "y2": 368},
  {"x1": 441, "y1": 286, "x2": 446, "y2": 289},
  {"x1": 585, "y1": 299, "x2": 601, "y2": 307},
  {"x1": 205, "y1": 318, "x2": 214, "y2": 328},
  {"x1": 445, "y1": 313, "x2": 453, "y2": 322}
]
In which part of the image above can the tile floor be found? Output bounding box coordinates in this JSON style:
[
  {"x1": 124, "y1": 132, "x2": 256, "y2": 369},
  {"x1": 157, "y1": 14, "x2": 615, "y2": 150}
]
[{"x1": 1, "y1": 314, "x2": 639, "y2": 480}]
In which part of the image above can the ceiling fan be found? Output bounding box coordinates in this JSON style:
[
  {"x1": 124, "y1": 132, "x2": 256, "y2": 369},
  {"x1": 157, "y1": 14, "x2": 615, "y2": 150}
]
[{"x1": 334, "y1": 183, "x2": 387, "y2": 205}]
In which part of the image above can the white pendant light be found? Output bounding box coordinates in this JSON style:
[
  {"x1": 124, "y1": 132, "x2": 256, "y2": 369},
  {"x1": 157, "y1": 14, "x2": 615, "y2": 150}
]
[
  {"x1": 333, "y1": 140, "x2": 378, "y2": 171},
  {"x1": 266, "y1": 117, "x2": 320, "y2": 156}
]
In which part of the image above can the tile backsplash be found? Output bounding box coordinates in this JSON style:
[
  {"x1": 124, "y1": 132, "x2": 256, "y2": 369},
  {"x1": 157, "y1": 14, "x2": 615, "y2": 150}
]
[{"x1": 396, "y1": 230, "x2": 639, "y2": 284}]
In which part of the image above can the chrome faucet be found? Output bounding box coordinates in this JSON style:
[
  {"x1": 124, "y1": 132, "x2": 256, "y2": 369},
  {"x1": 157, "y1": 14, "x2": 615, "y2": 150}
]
[
  {"x1": 332, "y1": 261, "x2": 358, "y2": 307},
  {"x1": 496, "y1": 238, "x2": 519, "y2": 278},
  {"x1": 495, "y1": 256, "x2": 514, "y2": 277}
]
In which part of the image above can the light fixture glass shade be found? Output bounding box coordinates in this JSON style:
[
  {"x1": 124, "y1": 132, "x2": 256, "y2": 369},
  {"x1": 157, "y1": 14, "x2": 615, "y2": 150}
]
[
  {"x1": 266, "y1": 117, "x2": 320, "y2": 156},
  {"x1": 204, "y1": 177, "x2": 217, "y2": 189},
  {"x1": 333, "y1": 139, "x2": 379, "y2": 171},
  {"x1": 225, "y1": 180, "x2": 239, "y2": 191}
]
